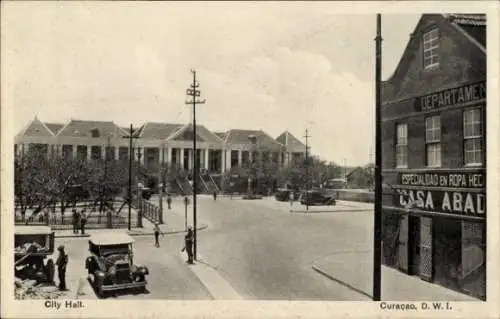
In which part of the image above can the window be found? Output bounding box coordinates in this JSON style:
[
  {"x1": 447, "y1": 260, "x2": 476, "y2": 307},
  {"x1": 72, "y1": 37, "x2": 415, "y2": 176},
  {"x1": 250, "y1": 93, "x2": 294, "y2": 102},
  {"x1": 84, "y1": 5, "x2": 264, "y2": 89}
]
[
  {"x1": 396, "y1": 124, "x2": 408, "y2": 167},
  {"x1": 423, "y1": 28, "x2": 440, "y2": 68},
  {"x1": 425, "y1": 116, "x2": 441, "y2": 167},
  {"x1": 464, "y1": 108, "x2": 483, "y2": 165},
  {"x1": 90, "y1": 128, "x2": 100, "y2": 138}
]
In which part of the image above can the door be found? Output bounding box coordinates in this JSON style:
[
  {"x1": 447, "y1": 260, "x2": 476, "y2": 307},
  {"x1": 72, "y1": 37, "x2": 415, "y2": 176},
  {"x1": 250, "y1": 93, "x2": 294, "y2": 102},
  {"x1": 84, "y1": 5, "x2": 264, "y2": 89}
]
[
  {"x1": 408, "y1": 216, "x2": 421, "y2": 276},
  {"x1": 397, "y1": 215, "x2": 409, "y2": 272},
  {"x1": 420, "y1": 216, "x2": 433, "y2": 281}
]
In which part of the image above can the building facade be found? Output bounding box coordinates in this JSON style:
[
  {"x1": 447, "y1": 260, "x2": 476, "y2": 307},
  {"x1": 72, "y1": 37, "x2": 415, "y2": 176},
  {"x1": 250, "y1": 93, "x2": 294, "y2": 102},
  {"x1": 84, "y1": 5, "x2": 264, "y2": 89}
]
[
  {"x1": 14, "y1": 119, "x2": 307, "y2": 175},
  {"x1": 380, "y1": 14, "x2": 486, "y2": 300}
]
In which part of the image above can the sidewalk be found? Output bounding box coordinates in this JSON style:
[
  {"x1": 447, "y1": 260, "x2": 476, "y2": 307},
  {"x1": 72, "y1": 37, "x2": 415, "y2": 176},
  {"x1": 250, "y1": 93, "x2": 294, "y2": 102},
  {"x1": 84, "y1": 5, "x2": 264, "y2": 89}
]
[
  {"x1": 54, "y1": 204, "x2": 208, "y2": 238},
  {"x1": 311, "y1": 250, "x2": 478, "y2": 301}
]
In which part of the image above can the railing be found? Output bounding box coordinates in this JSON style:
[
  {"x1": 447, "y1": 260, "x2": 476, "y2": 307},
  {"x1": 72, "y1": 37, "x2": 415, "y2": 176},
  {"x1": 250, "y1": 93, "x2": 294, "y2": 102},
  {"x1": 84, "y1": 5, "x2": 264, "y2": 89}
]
[
  {"x1": 138, "y1": 199, "x2": 161, "y2": 225},
  {"x1": 15, "y1": 200, "x2": 134, "y2": 230}
]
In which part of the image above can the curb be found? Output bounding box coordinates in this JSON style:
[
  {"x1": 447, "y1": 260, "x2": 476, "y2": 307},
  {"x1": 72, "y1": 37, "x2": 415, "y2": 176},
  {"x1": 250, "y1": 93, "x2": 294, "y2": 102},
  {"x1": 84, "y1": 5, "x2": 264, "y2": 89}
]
[
  {"x1": 290, "y1": 209, "x2": 373, "y2": 213},
  {"x1": 54, "y1": 224, "x2": 209, "y2": 238},
  {"x1": 128, "y1": 224, "x2": 209, "y2": 237},
  {"x1": 311, "y1": 264, "x2": 372, "y2": 299}
]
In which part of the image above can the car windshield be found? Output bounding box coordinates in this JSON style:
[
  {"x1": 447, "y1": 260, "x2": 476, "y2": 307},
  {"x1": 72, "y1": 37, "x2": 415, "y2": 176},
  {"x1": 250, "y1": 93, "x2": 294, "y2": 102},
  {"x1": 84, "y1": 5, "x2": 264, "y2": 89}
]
[{"x1": 102, "y1": 253, "x2": 130, "y2": 266}]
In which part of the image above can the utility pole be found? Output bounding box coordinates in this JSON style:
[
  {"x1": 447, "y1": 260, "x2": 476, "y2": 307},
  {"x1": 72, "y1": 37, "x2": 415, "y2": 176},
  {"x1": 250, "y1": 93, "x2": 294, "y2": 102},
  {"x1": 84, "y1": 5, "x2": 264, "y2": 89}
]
[
  {"x1": 158, "y1": 146, "x2": 164, "y2": 224},
  {"x1": 373, "y1": 13, "x2": 383, "y2": 302},
  {"x1": 304, "y1": 129, "x2": 311, "y2": 212},
  {"x1": 185, "y1": 69, "x2": 206, "y2": 261},
  {"x1": 343, "y1": 158, "x2": 347, "y2": 180},
  {"x1": 123, "y1": 124, "x2": 140, "y2": 231}
]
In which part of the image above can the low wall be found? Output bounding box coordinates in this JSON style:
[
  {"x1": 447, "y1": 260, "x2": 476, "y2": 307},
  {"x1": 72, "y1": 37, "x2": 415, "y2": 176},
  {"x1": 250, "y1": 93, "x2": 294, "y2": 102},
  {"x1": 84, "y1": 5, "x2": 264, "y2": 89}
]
[{"x1": 331, "y1": 189, "x2": 374, "y2": 203}]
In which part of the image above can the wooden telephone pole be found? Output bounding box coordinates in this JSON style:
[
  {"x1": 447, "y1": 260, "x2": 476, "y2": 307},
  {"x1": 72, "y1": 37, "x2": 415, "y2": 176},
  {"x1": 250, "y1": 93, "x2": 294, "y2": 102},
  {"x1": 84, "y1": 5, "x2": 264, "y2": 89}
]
[
  {"x1": 185, "y1": 69, "x2": 206, "y2": 261},
  {"x1": 373, "y1": 13, "x2": 383, "y2": 301}
]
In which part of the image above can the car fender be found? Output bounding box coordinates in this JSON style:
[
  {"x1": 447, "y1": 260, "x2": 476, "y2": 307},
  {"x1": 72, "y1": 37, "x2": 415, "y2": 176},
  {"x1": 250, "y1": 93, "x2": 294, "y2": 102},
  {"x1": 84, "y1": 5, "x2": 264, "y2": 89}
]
[{"x1": 85, "y1": 257, "x2": 93, "y2": 269}]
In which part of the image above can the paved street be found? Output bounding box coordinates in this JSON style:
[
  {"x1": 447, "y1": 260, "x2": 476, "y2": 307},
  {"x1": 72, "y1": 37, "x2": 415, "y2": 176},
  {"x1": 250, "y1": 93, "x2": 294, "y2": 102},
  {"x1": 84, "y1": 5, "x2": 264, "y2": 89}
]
[
  {"x1": 153, "y1": 195, "x2": 374, "y2": 300},
  {"x1": 53, "y1": 235, "x2": 212, "y2": 300}
]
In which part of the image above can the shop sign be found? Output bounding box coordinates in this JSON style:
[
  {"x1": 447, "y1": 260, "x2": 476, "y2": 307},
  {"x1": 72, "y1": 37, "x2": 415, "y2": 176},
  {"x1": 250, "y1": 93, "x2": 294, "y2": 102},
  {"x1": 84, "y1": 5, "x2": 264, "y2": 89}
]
[
  {"x1": 416, "y1": 81, "x2": 486, "y2": 112},
  {"x1": 395, "y1": 189, "x2": 485, "y2": 218},
  {"x1": 393, "y1": 171, "x2": 486, "y2": 218},
  {"x1": 398, "y1": 171, "x2": 484, "y2": 189}
]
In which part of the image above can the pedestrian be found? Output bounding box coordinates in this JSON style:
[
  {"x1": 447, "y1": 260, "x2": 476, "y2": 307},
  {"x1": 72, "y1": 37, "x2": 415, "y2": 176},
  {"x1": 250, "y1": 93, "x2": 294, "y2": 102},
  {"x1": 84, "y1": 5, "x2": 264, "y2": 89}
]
[
  {"x1": 182, "y1": 227, "x2": 194, "y2": 264},
  {"x1": 55, "y1": 245, "x2": 68, "y2": 291},
  {"x1": 153, "y1": 223, "x2": 164, "y2": 248},
  {"x1": 80, "y1": 209, "x2": 87, "y2": 235},
  {"x1": 167, "y1": 194, "x2": 172, "y2": 210},
  {"x1": 213, "y1": 191, "x2": 217, "y2": 201},
  {"x1": 289, "y1": 192, "x2": 295, "y2": 208},
  {"x1": 71, "y1": 209, "x2": 78, "y2": 234}
]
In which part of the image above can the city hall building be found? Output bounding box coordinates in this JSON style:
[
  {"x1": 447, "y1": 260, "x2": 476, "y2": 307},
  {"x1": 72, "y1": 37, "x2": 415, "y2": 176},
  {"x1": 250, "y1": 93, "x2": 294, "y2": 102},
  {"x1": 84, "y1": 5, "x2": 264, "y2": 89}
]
[
  {"x1": 14, "y1": 119, "x2": 306, "y2": 174},
  {"x1": 380, "y1": 14, "x2": 486, "y2": 299}
]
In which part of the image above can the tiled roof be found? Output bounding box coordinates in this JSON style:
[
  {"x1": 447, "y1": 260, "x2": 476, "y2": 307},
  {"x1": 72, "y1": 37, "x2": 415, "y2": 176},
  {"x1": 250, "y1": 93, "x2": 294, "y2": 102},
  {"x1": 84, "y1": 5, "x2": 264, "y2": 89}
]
[
  {"x1": 213, "y1": 132, "x2": 227, "y2": 140},
  {"x1": 169, "y1": 124, "x2": 224, "y2": 145},
  {"x1": 44, "y1": 123, "x2": 64, "y2": 135},
  {"x1": 276, "y1": 131, "x2": 305, "y2": 151},
  {"x1": 445, "y1": 14, "x2": 486, "y2": 48},
  {"x1": 19, "y1": 117, "x2": 54, "y2": 138},
  {"x1": 138, "y1": 122, "x2": 184, "y2": 139},
  {"x1": 225, "y1": 129, "x2": 283, "y2": 151},
  {"x1": 57, "y1": 120, "x2": 126, "y2": 138},
  {"x1": 446, "y1": 14, "x2": 486, "y2": 26}
]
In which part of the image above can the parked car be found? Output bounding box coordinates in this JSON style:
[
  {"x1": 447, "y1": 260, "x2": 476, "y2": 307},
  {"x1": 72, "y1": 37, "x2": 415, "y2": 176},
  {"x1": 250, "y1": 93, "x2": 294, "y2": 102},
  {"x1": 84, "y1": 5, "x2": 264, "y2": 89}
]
[
  {"x1": 274, "y1": 188, "x2": 301, "y2": 202},
  {"x1": 85, "y1": 233, "x2": 149, "y2": 297},
  {"x1": 299, "y1": 190, "x2": 336, "y2": 206},
  {"x1": 14, "y1": 226, "x2": 55, "y2": 282}
]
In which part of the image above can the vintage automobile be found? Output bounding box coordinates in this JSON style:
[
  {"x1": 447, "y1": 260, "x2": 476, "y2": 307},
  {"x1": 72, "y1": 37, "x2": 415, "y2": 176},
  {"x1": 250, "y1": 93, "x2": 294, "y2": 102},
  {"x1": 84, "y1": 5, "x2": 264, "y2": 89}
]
[
  {"x1": 299, "y1": 190, "x2": 336, "y2": 206},
  {"x1": 274, "y1": 188, "x2": 300, "y2": 202},
  {"x1": 85, "y1": 233, "x2": 149, "y2": 297},
  {"x1": 14, "y1": 226, "x2": 55, "y2": 282}
]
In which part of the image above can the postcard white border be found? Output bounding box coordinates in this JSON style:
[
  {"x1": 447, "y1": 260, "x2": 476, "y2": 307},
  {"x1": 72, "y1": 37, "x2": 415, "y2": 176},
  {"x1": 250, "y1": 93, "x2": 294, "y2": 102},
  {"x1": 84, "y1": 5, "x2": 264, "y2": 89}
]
[{"x1": 1, "y1": 1, "x2": 499, "y2": 318}]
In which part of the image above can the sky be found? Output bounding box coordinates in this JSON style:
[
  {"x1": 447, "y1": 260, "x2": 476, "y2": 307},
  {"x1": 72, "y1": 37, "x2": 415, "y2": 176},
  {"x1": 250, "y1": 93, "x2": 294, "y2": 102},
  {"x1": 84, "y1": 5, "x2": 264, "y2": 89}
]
[{"x1": 2, "y1": 2, "x2": 421, "y2": 166}]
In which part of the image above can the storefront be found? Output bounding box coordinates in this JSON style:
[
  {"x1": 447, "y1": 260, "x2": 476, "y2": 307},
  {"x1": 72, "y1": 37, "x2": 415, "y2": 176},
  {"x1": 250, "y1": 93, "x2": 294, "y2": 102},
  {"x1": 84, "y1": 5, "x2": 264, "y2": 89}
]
[
  {"x1": 382, "y1": 170, "x2": 486, "y2": 299},
  {"x1": 380, "y1": 13, "x2": 486, "y2": 300}
]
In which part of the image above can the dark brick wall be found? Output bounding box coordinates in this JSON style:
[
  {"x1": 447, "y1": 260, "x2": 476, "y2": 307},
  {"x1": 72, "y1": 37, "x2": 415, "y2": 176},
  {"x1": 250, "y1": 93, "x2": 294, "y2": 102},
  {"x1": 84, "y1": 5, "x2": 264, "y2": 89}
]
[
  {"x1": 382, "y1": 14, "x2": 486, "y2": 103},
  {"x1": 381, "y1": 14, "x2": 485, "y2": 171}
]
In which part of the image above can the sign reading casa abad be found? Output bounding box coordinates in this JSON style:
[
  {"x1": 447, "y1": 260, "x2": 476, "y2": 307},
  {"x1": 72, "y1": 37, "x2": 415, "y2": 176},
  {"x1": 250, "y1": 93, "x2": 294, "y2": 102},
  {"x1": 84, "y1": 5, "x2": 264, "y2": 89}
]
[{"x1": 396, "y1": 171, "x2": 485, "y2": 218}]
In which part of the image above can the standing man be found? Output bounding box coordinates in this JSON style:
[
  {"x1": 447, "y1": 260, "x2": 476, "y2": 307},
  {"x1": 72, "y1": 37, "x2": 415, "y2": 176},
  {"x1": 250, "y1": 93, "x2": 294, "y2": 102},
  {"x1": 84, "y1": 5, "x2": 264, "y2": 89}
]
[
  {"x1": 183, "y1": 227, "x2": 194, "y2": 264},
  {"x1": 71, "y1": 209, "x2": 78, "y2": 234},
  {"x1": 55, "y1": 245, "x2": 68, "y2": 291},
  {"x1": 213, "y1": 190, "x2": 217, "y2": 201},
  {"x1": 80, "y1": 209, "x2": 87, "y2": 235},
  {"x1": 289, "y1": 191, "x2": 295, "y2": 209},
  {"x1": 167, "y1": 194, "x2": 172, "y2": 210}
]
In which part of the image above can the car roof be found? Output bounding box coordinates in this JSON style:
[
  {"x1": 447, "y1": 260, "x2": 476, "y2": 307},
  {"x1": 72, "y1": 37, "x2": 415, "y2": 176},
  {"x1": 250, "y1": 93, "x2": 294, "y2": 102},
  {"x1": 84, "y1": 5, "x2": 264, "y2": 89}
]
[
  {"x1": 90, "y1": 233, "x2": 135, "y2": 245},
  {"x1": 15, "y1": 225, "x2": 53, "y2": 235}
]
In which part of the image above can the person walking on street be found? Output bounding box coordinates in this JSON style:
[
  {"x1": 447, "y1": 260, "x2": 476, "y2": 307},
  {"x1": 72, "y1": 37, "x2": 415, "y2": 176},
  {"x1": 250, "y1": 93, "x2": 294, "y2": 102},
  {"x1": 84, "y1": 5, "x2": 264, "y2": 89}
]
[
  {"x1": 167, "y1": 194, "x2": 172, "y2": 210},
  {"x1": 182, "y1": 227, "x2": 194, "y2": 264},
  {"x1": 213, "y1": 191, "x2": 217, "y2": 201},
  {"x1": 153, "y1": 223, "x2": 164, "y2": 247},
  {"x1": 80, "y1": 209, "x2": 87, "y2": 235},
  {"x1": 55, "y1": 245, "x2": 68, "y2": 291},
  {"x1": 289, "y1": 192, "x2": 295, "y2": 210}
]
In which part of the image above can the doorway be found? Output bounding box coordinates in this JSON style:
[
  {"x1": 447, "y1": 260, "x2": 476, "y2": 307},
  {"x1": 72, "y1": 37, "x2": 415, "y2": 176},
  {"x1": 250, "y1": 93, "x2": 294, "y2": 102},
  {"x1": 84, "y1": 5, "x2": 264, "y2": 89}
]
[
  {"x1": 408, "y1": 216, "x2": 421, "y2": 276},
  {"x1": 433, "y1": 217, "x2": 462, "y2": 291}
]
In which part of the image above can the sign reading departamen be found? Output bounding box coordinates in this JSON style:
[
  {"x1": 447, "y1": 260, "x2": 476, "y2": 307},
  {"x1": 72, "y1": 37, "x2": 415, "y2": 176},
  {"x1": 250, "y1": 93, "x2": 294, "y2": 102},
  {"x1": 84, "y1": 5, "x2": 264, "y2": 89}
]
[
  {"x1": 395, "y1": 171, "x2": 486, "y2": 219},
  {"x1": 416, "y1": 81, "x2": 486, "y2": 112}
]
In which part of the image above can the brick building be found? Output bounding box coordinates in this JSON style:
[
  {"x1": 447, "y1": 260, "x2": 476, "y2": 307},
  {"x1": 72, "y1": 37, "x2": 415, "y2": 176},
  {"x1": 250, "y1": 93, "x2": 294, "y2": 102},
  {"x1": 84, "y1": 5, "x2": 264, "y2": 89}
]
[{"x1": 380, "y1": 14, "x2": 486, "y2": 299}]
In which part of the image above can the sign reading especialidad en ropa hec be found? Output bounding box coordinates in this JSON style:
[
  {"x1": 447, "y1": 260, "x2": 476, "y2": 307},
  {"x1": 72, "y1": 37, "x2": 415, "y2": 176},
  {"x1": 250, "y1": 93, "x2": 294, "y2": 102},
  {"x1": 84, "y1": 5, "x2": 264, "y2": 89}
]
[{"x1": 394, "y1": 171, "x2": 486, "y2": 218}]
